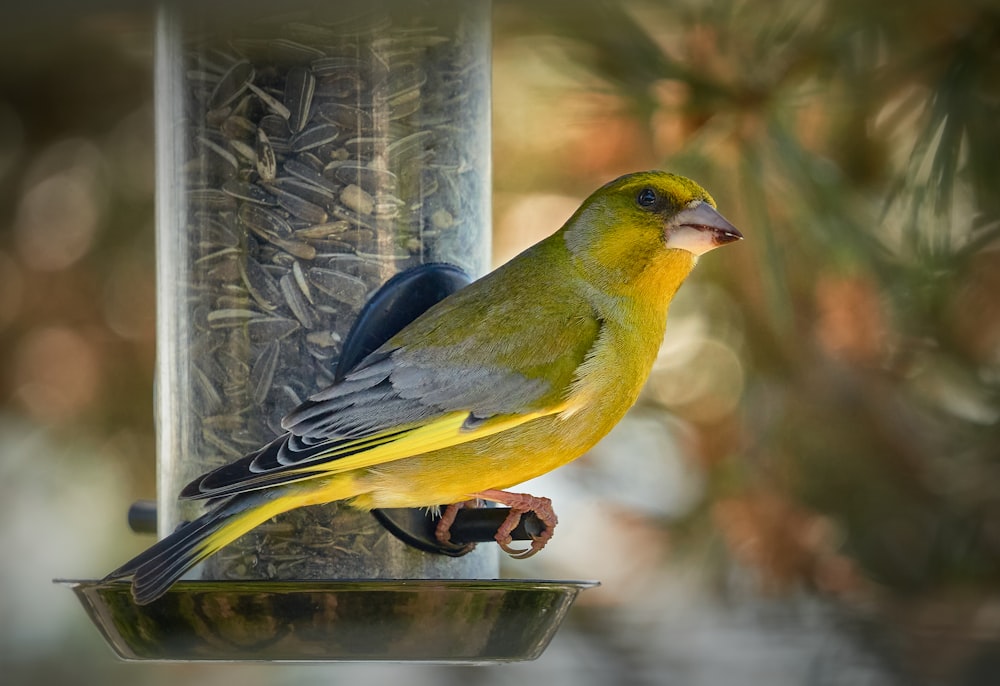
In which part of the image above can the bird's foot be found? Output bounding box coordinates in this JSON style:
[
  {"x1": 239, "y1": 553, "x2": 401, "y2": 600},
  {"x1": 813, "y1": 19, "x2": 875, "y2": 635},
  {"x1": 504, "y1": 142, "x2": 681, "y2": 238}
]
[
  {"x1": 434, "y1": 501, "x2": 477, "y2": 554},
  {"x1": 476, "y1": 489, "x2": 558, "y2": 559}
]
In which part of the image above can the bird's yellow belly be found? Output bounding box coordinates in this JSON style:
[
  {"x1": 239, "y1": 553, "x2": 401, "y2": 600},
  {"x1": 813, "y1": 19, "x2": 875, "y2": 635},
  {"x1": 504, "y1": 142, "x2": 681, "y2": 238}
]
[{"x1": 348, "y1": 407, "x2": 618, "y2": 509}]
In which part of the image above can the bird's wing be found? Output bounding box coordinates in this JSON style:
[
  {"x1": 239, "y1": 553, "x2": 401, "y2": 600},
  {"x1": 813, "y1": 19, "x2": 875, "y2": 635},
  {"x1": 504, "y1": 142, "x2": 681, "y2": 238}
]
[{"x1": 182, "y1": 267, "x2": 601, "y2": 500}]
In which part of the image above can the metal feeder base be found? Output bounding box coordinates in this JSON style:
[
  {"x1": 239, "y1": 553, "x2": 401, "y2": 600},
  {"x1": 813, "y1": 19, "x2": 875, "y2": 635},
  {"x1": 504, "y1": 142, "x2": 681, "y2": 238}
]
[{"x1": 57, "y1": 578, "x2": 597, "y2": 663}]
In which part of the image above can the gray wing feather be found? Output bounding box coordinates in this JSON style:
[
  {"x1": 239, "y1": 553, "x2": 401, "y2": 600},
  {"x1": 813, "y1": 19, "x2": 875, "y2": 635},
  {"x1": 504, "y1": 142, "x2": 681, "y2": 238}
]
[
  {"x1": 280, "y1": 346, "x2": 551, "y2": 444},
  {"x1": 389, "y1": 360, "x2": 549, "y2": 414}
]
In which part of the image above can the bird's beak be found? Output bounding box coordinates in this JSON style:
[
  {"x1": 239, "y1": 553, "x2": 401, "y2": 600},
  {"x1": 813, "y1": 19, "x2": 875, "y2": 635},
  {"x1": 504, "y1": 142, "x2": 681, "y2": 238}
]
[{"x1": 665, "y1": 201, "x2": 744, "y2": 256}]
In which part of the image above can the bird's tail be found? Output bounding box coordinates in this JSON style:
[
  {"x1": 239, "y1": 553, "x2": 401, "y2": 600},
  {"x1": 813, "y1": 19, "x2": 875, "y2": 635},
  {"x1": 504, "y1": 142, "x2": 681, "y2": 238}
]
[{"x1": 104, "y1": 479, "x2": 355, "y2": 605}]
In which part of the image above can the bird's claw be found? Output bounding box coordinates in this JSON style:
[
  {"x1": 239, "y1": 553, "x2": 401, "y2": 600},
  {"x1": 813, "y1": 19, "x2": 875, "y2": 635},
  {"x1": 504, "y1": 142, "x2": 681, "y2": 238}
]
[
  {"x1": 434, "y1": 501, "x2": 477, "y2": 554},
  {"x1": 436, "y1": 491, "x2": 557, "y2": 558},
  {"x1": 497, "y1": 533, "x2": 547, "y2": 559},
  {"x1": 479, "y1": 490, "x2": 557, "y2": 560}
]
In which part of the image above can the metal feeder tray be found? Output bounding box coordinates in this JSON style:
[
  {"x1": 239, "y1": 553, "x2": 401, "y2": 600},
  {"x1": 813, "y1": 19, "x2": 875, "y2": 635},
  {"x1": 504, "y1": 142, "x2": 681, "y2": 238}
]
[{"x1": 57, "y1": 578, "x2": 597, "y2": 663}]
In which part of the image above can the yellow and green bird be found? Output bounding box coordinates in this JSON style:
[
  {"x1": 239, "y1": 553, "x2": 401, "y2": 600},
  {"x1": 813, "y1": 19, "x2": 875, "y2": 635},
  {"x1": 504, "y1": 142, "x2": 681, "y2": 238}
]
[{"x1": 105, "y1": 170, "x2": 742, "y2": 603}]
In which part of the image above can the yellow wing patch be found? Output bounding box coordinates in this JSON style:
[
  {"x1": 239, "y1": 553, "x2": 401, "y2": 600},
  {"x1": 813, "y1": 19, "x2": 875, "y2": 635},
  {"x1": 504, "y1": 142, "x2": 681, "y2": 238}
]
[{"x1": 291, "y1": 403, "x2": 570, "y2": 477}]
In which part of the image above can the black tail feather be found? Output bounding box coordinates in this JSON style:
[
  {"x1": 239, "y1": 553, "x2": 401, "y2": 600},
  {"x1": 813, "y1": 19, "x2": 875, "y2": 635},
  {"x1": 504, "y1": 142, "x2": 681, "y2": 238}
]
[{"x1": 103, "y1": 495, "x2": 258, "y2": 605}]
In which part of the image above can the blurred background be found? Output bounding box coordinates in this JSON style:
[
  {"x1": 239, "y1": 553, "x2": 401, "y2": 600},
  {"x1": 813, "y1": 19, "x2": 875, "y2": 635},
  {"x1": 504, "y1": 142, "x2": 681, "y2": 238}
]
[{"x1": 2, "y1": 0, "x2": 1000, "y2": 684}]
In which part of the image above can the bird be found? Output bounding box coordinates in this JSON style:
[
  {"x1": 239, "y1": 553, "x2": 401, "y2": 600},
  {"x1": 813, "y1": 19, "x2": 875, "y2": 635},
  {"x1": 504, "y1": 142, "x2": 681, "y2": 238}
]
[{"x1": 105, "y1": 170, "x2": 743, "y2": 604}]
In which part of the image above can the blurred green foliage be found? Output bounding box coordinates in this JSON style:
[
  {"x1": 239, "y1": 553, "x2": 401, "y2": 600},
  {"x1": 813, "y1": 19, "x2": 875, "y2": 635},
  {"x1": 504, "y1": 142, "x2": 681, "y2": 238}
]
[{"x1": 513, "y1": 0, "x2": 1000, "y2": 598}]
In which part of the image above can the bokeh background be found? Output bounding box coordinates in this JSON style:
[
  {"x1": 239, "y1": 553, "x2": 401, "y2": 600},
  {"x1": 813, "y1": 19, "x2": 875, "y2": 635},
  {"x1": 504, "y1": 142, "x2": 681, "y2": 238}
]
[{"x1": 3, "y1": 0, "x2": 1000, "y2": 684}]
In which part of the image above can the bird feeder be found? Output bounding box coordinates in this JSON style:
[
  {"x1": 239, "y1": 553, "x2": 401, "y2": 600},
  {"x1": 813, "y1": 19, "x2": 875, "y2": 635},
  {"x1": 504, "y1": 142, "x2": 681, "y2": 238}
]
[{"x1": 61, "y1": 0, "x2": 594, "y2": 662}]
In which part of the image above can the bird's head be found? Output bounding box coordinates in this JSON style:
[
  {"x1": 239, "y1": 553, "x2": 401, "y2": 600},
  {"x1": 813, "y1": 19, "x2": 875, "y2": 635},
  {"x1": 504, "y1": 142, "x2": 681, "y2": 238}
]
[{"x1": 563, "y1": 170, "x2": 743, "y2": 294}]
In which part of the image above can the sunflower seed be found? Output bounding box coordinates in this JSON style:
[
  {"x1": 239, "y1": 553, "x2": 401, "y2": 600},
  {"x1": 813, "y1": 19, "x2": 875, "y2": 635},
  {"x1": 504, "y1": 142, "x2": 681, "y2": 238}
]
[
  {"x1": 307, "y1": 267, "x2": 368, "y2": 308},
  {"x1": 207, "y1": 308, "x2": 261, "y2": 327},
  {"x1": 292, "y1": 259, "x2": 314, "y2": 304},
  {"x1": 271, "y1": 178, "x2": 337, "y2": 208},
  {"x1": 320, "y1": 72, "x2": 368, "y2": 100},
  {"x1": 255, "y1": 128, "x2": 277, "y2": 182},
  {"x1": 284, "y1": 66, "x2": 316, "y2": 134},
  {"x1": 246, "y1": 316, "x2": 300, "y2": 342},
  {"x1": 314, "y1": 102, "x2": 373, "y2": 132},
  {"x1": 339, "y1": 183, "x2": 374, "y2": 215},
  {"x1": 258, "y1": 113, "x2": 291, "y2": 139},
  {"x1": 280, "y1": 273, "x2": 313, "y2": 328},
  {"x1": 271, "y1": 235, "x2": 317, "y2": 261},
  {"x1": 248, "y1": 82, "x2": 291, "y2": 120},
  {"x1": 343, "y1": 136, "x2": 380, "y2": 158},
  {"x1": 192, "y1": 364, "x2": 224, "y2": 413},
  {"x1": 290, "y1": 123, "x2": 340, "y2": 152},
  {"x1": 197, "y1": 135, "x2": 239, "y2": 173},
  {"x1": 282, "y1": 159, "x2": 340, "y2": 193},
  {"x1": 293, "y1": 221, "x2": 350, "y2": 239},
  {"x1": 209, "y1": 60, "x2": 255, "y2": 109},
  {"x1": 329, "y1": 203, "x2": 378, "y2": 232},
  {"x1": 220, "y1": 115, "x2": 257, "y2": 142},
  {"x1": 267, "y1": 184, "x2": 328, "y2": 224},
  {"x1": 189, "y1": 189, "x2": 236, "y2": 211},
  {"x1": 194, "y1": 246, "x2": 241, "y2": 267},
  {"x1": 198, "y1": 218, "x2": 241, "y2": 248},
  {"x1": 306, "y1": 330, "x2": 341, "y2": 348},
  {"x1": 250, "y1": 340, "x2": 281, "y2": 405},
  {"x1": 240, "y1": 203, "x2": 292, "y2": 237},
  {"x1": 228, "y1": 139, "x2": 257, "y2": 164},
  {"x1": 223, "y1": 180, "x2": 276, "y2": 205},
  {"x1": 386, "y1": 129, "x2": 433, "y2": 161},
  {"x1": 239, "y1": 258, "x2": 283, "y2": 311},
  {"x1": 280, "y1": 384, "x2": 303, "y2": 407}
]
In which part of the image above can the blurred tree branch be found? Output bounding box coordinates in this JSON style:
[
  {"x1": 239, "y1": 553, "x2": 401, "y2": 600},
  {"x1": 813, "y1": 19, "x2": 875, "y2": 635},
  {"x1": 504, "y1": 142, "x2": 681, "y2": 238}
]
[{"x1": 502, "y1": 0, "x2": 1000, "y2": 598}]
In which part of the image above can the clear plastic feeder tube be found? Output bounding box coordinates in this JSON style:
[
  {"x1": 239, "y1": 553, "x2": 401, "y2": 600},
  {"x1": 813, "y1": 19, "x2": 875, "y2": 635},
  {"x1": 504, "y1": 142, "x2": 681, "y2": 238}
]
[{"x1": 154, "y1": 0, "x2": 494, "y2": 580}]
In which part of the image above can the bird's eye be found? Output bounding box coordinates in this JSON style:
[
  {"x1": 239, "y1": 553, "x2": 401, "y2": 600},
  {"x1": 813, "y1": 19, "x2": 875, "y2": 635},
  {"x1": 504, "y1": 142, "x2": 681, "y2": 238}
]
[{"x1": 637, "y1": 188, "x2": 657, "y2": 208}]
